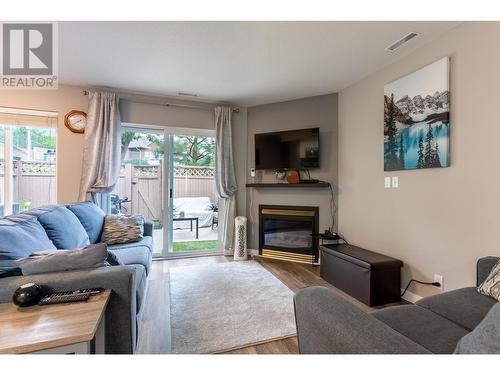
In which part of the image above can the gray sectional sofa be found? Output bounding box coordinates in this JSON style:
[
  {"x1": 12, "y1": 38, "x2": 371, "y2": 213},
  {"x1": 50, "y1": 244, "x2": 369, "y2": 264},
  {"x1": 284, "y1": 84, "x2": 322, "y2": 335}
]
[
  {"x1": 0, "y1": 202, "x2": 153, "y2": 354},
  {"x1": 294, "y1": 256, "x2": 499, "y2": 354}
]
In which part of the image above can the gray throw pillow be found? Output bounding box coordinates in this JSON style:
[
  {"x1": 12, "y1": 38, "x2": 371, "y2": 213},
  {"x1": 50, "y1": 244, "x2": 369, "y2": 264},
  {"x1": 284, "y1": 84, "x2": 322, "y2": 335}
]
[
  {"x1": 454, "y1": 302, "x2": 500, "y2": 354},
  {"x1": 15, "y1": 243, "x2": 108, "y2": 275},
  {"x1": 102, "y1": 214, "x2": 144, "y2": 245},
  {"x1": 477, "y1": 260, "x2": 500, "y2": 301}
]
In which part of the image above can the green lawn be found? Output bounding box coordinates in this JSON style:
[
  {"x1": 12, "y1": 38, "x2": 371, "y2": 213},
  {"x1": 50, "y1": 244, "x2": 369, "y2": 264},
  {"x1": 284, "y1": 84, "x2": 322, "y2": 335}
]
[{"x1": 173, "y1": 240, "x2": 218, "y2": 252}]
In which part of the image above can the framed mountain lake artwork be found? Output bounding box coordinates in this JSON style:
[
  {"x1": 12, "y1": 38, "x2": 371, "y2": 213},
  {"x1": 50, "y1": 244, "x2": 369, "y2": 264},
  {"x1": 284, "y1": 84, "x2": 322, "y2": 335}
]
[{"x1": 384, "y1": 57, "x2": 450, "y2": 171}]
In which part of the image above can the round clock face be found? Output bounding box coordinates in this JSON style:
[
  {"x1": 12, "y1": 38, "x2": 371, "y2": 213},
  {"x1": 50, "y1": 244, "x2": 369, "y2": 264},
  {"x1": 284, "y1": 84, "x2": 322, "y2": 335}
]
[{"x1": 65, "y1": 110, "x2": 87, "y2": 133}]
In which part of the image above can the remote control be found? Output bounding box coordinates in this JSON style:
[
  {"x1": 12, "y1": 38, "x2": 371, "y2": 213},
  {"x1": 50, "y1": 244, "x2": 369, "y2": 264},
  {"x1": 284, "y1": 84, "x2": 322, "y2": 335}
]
[
  {"x1": 37, "y1": 288, "x2": 102, "y2": 305},
  {"x1": 74, "y1": 288, "x2": 103, "y2": 295},
  {"x1": 38, "y1": 292, "x2": 90, "y2": 305}
]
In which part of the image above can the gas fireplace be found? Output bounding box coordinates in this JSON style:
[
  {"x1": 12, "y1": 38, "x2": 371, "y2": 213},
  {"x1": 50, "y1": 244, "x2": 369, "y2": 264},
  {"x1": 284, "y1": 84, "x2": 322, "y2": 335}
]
[{"x1": 259, "y1": 205, "x2": 319, "y2": 264}]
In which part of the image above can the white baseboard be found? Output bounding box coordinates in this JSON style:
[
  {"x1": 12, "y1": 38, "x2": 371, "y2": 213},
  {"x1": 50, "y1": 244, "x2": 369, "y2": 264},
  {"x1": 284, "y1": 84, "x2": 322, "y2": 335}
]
[{"x1": 401, "y1": 288, "x2": 422, "y2": 304}]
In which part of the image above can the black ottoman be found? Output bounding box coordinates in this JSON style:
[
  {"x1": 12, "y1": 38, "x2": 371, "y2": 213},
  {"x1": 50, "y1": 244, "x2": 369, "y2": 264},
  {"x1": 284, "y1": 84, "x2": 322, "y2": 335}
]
[{"x1": 320, "y1": 244, "x2": 403, "y2": 306}]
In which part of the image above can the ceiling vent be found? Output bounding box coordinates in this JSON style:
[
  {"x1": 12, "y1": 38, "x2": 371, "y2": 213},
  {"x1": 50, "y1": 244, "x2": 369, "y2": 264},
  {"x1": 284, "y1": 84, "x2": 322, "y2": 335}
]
[
  {"x1": 385, "y1": 32, "x2": 420, "y2": 52},
  {"x1": 178, "y1": 92, "x2": 198, "y2": 97}
]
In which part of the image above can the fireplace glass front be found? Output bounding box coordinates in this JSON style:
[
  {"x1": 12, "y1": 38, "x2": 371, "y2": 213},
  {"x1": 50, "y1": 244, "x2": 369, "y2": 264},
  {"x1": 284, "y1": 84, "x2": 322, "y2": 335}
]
[{"x1": 262, "y1": 217, "x2": 313, "y2": 251}]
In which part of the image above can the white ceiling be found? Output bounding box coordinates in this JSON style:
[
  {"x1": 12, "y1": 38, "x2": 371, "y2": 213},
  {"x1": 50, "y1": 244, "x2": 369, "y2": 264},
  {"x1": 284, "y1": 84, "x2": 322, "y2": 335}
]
[{"x1": 59, "y1": 22, "x2": 460, "y2": 106}]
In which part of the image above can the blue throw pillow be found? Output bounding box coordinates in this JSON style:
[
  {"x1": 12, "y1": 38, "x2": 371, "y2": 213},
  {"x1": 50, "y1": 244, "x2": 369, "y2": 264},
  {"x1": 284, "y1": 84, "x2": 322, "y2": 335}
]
[
  {"x1": 0, "y1": 214, "x2": 57, "y2": 261},
  {"x1": 66, "y1": 201, "x2": 105, "y2": 244},
  {"x1": 28, "y1": 205, "x2": 90, "y2": 249}
]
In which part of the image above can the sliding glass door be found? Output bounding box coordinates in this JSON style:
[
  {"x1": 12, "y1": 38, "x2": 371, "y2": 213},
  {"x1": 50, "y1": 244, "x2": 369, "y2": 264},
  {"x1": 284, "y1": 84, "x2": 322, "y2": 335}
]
[
  {"x1": 113, "y1": 124, "x2": 218, "y2": 257},
  {"x1": 110, "y1": 126, "x2": 165, "y2": 255},
  {"x1": 167, "y1": 132, "x2": 218, "y2": 255}
]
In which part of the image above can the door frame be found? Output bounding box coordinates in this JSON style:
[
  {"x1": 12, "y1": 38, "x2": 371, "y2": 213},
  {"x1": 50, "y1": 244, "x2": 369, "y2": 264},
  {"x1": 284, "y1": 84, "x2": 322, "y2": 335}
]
[
  {"x1": 121, "y1": 122, "x2": 217, "y2": 258},
  {"x1": 165, "y1": 127, "x2": 217, "y2": 257}
]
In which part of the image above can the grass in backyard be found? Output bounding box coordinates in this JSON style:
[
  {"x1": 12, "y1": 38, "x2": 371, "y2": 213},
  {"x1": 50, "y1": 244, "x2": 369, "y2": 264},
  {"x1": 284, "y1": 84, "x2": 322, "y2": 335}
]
[{"x1": 173, "y1": 240, "x2": 218, "y2": 252}]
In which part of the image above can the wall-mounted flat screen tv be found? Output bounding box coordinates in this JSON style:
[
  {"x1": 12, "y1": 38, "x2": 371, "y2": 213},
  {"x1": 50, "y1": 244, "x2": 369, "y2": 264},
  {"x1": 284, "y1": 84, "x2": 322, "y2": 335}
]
[{"x1": 255, "y1": 127, "x2": 320, "y2": 170}]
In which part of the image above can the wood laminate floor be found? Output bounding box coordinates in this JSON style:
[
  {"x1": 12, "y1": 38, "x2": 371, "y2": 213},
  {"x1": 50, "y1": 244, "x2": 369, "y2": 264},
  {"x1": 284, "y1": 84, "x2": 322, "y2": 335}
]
[{"x1": 136, "y1": 255, "x2": 404, "y2": 354}]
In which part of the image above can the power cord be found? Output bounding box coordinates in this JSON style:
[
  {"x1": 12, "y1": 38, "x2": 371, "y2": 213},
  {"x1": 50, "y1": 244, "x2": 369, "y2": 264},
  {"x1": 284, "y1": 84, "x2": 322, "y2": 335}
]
[
  {"x1": 401, "y1": 279, "x2": 441, "y2": 297},
  {"x1": 337, "y1": 234, "x2": 349, "y2": 245},
  {"x1": 297, "y1": 172, "x2": 338, "y2": 238},
  {"x1": 327, "y1": 182, "x2": 337, "y2": 234}
]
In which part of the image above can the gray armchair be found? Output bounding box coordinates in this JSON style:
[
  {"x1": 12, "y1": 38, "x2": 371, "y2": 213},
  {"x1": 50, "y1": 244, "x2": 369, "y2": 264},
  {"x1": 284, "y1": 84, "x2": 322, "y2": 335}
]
[
  {"x1": 294, "y1": 256, "x2": 499, "y2": 354},
  {"x1": 294, "y1": 286, "x2": 429, "y2": 354}
]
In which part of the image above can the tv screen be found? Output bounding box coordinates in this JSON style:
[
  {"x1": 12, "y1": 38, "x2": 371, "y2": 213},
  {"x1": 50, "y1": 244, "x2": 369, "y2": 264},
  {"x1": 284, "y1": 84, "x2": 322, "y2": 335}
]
[{"x1": 255, "y1": 128, "x2": 320, "y2": 170}]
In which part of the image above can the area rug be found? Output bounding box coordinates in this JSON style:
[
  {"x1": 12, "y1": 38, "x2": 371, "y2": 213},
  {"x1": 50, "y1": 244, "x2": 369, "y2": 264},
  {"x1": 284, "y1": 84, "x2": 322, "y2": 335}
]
[{"x1": 169, "y1": 260, "x2": 297, "y2": 354}]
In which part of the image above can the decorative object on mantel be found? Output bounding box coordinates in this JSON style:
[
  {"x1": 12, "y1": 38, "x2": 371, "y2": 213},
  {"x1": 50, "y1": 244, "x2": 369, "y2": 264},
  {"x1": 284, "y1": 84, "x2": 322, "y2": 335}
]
[
  {"x1": 275, "y1": 169, "x2": 287, "y2": 183},
  {"x1": 384, "y1": 57, "x2": 450, "y2": 171},
  {"x1": 64, "y1": 110, "x2": 87, "y2": 133},
  {"x1": 286, "y1": 170, "x2": 300, "y2": 184}
]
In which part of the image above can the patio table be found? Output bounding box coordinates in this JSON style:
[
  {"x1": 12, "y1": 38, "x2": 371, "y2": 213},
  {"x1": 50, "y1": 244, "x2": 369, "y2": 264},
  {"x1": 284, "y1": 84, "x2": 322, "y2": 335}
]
[{"x1": 173, "y1": 216, "x2": 199, "y2": 239}]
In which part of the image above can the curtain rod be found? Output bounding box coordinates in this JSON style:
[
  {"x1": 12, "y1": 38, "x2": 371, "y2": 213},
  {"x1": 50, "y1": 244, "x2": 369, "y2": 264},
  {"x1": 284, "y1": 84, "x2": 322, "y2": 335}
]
[
  {"x1": 0, "y1": 106, "x2": 58, "y2": 118},
  {"x1": 83, "y1": 90, "x2": 239, "y2": 113}
]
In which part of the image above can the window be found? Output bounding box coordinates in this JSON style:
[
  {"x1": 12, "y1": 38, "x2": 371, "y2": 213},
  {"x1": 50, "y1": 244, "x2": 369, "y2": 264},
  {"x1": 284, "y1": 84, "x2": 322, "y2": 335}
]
[{"x1": 0, "y1": 108, "x2": 57, "y2": 218}]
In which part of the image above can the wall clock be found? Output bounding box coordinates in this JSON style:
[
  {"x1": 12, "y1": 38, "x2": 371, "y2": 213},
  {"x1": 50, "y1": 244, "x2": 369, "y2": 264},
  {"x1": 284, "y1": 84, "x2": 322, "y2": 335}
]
[{"x1": 64, "y1": 110, "x2": 87, "y2": 134}]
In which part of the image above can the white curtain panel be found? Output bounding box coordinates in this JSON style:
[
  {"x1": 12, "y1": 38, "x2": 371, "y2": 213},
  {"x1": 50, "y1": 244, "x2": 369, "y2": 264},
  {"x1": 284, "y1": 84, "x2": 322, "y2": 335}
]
[
  {"x1": 215, "y1": 106, "x2": 238, "y2": 255},
  {"x1": 78, "y1": 91, "x2": 122, "y2": 202}
]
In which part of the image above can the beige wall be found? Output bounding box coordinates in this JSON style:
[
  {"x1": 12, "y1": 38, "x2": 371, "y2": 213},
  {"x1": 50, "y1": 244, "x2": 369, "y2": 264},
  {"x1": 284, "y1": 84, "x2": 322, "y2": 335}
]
[
  {"x1": 246, "y1": 94, "x2": 338, "y2": 249},
  {"x1": 120, "y1": 99, "x2": 213, "y2": 130},
  {"x1": 0, "y1": 85, "x2": 88, "y2": 203},
  {"x1": 0, "y1": 85, "x2": 247, "y2": 216},
  {"x1": 338, "y1": 22, "x2": 500, "y2": 298}
]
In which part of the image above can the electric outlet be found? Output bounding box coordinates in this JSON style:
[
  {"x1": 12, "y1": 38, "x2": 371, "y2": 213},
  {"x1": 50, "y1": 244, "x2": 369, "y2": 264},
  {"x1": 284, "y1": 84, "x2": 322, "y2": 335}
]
[
  {"x1": 434, "y1": 274, "x2": 444, "y2": 290},
  {"x1": 392, "y1": 176, "x2": 399, "y2": 188},
  {"x1": 384, "y1": 177, "x2": 391, "y2": 188}
]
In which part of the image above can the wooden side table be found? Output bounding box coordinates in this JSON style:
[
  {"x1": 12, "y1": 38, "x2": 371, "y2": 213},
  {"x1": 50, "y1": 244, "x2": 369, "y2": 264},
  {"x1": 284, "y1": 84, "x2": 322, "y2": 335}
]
[{"x1": 0, "y1": 289, "x2": 111, "y2": 354}]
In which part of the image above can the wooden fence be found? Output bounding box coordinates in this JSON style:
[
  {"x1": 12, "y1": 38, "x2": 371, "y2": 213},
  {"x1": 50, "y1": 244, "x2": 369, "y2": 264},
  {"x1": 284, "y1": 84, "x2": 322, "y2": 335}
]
[
  {"x1": 0, "y1": 160, "x2": 215, "y2": 224},
  {"x1": 0, "y1": 160, "x2": 56, "y2": 212},
  {"x1": 112, "y1": 164, "x2": 216, "y2": 225}
]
